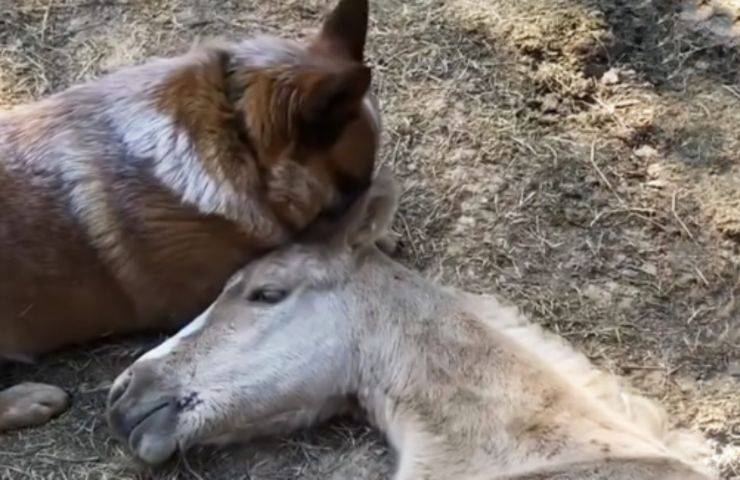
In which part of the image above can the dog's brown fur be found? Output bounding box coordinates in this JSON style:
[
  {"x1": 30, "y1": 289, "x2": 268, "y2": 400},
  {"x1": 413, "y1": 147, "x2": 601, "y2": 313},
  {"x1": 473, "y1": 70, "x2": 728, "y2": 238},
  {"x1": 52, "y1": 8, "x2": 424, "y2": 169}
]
[{"x1": 0, "y1": 0, "x2": 378, "y2": 360}]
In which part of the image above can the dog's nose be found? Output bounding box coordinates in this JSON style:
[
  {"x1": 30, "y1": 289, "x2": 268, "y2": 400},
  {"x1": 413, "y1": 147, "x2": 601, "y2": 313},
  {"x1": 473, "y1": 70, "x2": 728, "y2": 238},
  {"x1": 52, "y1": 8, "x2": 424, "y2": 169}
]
[{"x1": 106, "y1": 363, "x2": 178, "y2": 445}]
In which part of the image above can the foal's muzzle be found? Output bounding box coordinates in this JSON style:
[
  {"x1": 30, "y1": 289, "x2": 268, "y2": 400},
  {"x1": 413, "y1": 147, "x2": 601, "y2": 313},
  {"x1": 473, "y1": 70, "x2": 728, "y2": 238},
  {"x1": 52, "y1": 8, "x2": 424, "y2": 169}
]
[{"x1": 107, "y1": 363, "x2": 180, "y2": 465}]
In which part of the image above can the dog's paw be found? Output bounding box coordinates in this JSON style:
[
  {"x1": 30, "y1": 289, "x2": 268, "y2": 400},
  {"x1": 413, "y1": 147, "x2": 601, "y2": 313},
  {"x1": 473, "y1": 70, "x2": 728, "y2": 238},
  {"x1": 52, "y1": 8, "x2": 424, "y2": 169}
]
[{"x1": 0, "y1": 383, "x2": 70, "y2": 432}]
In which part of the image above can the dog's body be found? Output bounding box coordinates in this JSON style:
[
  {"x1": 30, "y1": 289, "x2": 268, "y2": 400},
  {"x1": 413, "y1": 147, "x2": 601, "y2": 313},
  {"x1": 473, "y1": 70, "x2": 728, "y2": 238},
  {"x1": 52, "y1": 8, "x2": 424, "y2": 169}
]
[
  {"x1": 0, "y1": 0, "x2": 378, "y2": 431},
  {"x1": 1, "y1": 52, "x2": 264, "y2": 355}
]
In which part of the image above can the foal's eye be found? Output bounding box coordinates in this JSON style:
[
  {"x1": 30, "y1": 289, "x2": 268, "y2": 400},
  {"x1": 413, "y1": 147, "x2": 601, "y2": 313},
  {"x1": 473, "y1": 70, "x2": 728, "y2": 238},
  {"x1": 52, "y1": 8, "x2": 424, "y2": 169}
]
[{"x1": 247, "y1": 288, "x2": 288, "y2": 304}]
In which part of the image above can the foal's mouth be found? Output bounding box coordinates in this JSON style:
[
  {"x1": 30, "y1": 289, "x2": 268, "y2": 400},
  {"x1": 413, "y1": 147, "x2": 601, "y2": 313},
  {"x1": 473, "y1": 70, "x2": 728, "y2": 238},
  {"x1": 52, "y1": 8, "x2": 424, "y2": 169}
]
[
  {"x1": 127, "y1": 401, "x2": 172, "y2": 441},
  {"x1": 107, "y1": 394, "x2": 180, "y2": 464},
  {"x1": 123, "y1": 400, "x2": 180, "y2": 465}
]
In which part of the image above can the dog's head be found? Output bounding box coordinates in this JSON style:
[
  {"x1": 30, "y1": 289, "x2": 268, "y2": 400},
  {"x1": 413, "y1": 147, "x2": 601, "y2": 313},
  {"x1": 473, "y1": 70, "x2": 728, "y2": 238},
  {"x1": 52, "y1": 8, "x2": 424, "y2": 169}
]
[
  {"x1": 227, "y1": 0, "x2": 379, "y2": 231},
  {"x1": 154, "y1": 0, "x2": 378, "y2": 234}
]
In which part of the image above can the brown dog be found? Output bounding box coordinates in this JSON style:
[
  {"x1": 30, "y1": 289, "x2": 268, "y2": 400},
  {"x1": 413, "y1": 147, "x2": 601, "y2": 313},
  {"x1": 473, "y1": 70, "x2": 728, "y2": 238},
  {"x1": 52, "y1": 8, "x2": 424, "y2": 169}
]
[{"x1": 0, "y1": 0, "x2": 379, "y2": 431}]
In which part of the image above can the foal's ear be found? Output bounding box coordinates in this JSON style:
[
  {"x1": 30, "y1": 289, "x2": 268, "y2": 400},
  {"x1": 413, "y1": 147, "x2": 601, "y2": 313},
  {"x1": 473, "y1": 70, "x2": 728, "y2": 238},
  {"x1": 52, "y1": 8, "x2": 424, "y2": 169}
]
[
  {"x1": 338, "y1": 166, "x2": 398, "y2": 249},
  {"x1": 311, "y1": 0, "x2": 369, "y2": 62}
]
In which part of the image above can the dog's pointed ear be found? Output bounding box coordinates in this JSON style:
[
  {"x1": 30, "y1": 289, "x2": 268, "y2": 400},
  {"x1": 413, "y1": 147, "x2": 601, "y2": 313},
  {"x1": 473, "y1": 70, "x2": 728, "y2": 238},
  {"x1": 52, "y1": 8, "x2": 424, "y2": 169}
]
[
  {"x1": 297, "y1": 65, "x2": 371, "y2": 127},
  {"x1": 311, "y1": 0, "x2": 369, "y2": 62}
]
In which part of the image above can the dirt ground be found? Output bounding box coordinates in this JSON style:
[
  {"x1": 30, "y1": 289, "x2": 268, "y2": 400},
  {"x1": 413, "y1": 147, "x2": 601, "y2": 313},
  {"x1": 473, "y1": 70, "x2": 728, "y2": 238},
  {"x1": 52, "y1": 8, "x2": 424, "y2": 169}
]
[{"x1": 0, "y1": 0, "x2": 738, "y2": 478}]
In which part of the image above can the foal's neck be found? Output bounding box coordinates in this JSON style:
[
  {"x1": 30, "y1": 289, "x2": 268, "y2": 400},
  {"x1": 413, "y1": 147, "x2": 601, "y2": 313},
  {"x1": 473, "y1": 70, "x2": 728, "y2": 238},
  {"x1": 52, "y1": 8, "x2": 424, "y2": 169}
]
[
  {"x1": 350, "y1": 255, "x2": 675, "y2": 480},
  {"x1": 350, "y1": 259, "x2": 515, "y2": 478}
]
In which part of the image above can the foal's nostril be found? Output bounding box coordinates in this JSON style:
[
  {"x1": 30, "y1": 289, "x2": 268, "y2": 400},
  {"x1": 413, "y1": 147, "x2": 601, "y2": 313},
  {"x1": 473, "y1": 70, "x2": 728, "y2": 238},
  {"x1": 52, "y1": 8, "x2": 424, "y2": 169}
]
[
  {"x1": 107, "y1": 368, "x2": 133, "y2": 407},
  {"x1": 106, "y1": 364, "x2": 181, "y2": 449}
]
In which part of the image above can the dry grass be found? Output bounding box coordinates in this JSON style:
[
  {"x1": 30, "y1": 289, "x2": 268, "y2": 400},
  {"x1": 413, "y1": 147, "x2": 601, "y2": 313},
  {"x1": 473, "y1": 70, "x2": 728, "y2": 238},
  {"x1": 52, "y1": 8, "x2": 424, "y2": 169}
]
[{"x1": 1, "y1": 0, "x2": 738, "y2": 478}]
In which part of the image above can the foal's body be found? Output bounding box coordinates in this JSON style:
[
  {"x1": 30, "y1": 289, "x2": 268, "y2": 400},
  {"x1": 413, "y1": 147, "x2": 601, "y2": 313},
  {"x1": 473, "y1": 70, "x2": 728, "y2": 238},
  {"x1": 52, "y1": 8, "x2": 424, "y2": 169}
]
[
  {"x1": 324, "y1": 264, "x2": 708, "y2": 479},
  {"x1": 108, "y1": 172, "x2": 713, "y2": 478}
]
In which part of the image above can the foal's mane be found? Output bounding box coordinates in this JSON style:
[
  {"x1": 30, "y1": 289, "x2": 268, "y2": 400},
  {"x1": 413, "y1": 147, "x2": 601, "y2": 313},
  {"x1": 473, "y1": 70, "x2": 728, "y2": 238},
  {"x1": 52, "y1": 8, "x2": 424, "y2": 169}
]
[{"x1": 460, "y1": 292, "x2": 714, "y2": 476}]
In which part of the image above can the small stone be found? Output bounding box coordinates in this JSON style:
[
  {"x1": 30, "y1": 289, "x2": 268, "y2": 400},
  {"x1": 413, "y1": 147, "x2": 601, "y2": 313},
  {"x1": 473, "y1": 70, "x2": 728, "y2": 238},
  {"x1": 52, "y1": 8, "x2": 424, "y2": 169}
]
[
  {"x1": 452, "y1": 215, "x2": 476, "y2": 235},
  {"x1": 646, "y1": 162, "x2": 663, "y2": 178},
  {"x1": 621, "y1": 268, "x2": 639, "y2": 279},
  {"x1": 541, "y1": 93, "x2": 560, "y2": 113},
  {"x1": 634, "y1": 145, "x2": 658, "y2": 159},
  {"x1": 641, "y1": 263, "x2": 658, "y2": 276},
  {"x1": 695, "y1": 60, "x2": 709, "y2": 70},
  {"x1": 458, "y1": 216, "x2": 476, "y2": 227},
  {"x1": 646, "y1": 179, "x2": 668, "y2": 189},
  {"x1": 600, "y1": 68, "x2": 620, "y2": 85},
  {"x1": 676, "y1": 273, "x2": 695, "y2": 287},
  {"x1": 621, "y1": 68, "x2": 637, "y2": 78},
  {"x1": 583, "y1": 284, "x2": 612, "y2": 305}
]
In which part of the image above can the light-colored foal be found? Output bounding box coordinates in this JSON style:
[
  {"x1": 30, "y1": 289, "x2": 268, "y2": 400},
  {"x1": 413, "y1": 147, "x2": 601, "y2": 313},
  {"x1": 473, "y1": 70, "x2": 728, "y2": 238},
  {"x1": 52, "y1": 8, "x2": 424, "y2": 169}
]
[{"x1": 107, "y1": 169, "x2": 715, "y2": 479}]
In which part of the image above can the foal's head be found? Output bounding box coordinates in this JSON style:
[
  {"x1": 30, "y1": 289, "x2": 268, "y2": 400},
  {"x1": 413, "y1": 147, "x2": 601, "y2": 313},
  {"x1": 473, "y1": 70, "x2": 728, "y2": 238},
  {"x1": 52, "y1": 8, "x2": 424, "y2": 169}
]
[{"x1": 107, "y1": 169, "x2": 398, "y2": 464}]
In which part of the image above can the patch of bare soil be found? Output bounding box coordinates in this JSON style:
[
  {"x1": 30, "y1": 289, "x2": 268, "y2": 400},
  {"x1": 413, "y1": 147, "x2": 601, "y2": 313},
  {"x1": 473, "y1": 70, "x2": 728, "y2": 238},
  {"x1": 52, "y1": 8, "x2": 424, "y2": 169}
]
[{"x1": 1, "y1": 0, "x2": 738, "y2": 478}]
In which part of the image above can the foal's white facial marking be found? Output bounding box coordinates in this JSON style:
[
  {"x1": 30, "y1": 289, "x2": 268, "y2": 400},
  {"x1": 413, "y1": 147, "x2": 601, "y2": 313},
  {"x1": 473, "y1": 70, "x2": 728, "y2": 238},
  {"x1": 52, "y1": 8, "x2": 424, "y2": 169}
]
[{"x1": 139, "y1": 304, "x2": 214, "y2": 361}]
